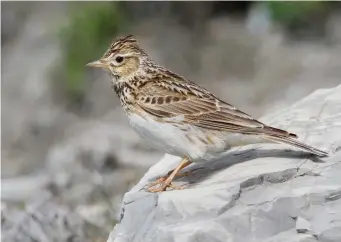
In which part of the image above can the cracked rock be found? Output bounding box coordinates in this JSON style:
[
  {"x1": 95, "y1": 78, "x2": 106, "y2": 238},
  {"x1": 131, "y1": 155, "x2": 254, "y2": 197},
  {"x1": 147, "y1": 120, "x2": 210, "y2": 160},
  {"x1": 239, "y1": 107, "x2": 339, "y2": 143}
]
[
  {"x1": 296, "y1": 217, "x2": 313, "y2": 234},
  {"x1": 108, "y1": 85, "x2": 341, "y2": 242}
]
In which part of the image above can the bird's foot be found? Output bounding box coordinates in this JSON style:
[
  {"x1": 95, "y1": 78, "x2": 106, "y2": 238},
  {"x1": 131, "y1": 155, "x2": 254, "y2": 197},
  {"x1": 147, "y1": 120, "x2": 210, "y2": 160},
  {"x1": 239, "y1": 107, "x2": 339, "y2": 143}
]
[
  {"x1": 146, "y1": 156, "x2": 192, "y2": 193},
  {"x1": 146, "y1": 170, "x2": 191, "y2": 192},
  {"x1": 147, "y1": 180, "x2": 185, "y2": 193}
]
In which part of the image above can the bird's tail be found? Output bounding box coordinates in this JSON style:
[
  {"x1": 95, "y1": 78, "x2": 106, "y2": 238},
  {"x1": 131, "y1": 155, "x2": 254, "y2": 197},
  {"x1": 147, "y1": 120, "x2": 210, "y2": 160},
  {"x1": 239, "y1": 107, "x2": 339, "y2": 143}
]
[{"x1": 262, "y1": 134, "x2": 329, "y2": 157}]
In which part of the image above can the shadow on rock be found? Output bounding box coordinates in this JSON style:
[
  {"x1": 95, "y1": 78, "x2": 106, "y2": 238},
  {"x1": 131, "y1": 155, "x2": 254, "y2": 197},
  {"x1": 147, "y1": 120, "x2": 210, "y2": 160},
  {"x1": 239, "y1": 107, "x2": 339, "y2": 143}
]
[{"x1": 176, "y1": 147, "x2": 325, "y2": 185}]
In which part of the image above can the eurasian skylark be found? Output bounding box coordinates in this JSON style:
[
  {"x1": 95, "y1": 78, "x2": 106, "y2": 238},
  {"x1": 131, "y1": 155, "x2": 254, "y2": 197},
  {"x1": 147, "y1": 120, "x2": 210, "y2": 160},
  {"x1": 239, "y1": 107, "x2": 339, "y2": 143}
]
[{"x1": 87, "y1": 35, "x2": 328, "y2": 192}]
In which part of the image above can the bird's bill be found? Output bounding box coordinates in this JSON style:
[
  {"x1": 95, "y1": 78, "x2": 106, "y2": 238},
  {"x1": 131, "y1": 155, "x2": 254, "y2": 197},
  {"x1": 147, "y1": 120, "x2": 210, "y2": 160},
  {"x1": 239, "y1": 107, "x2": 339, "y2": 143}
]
[{"x1": 86, "y1": 59, "x2": 109, "y2": 69}]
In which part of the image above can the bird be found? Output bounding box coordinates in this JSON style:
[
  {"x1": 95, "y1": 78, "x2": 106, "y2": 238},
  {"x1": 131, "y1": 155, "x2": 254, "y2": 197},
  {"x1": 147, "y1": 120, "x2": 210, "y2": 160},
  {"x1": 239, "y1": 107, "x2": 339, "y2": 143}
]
[{"x1": 86, "y1": 35, "x2": 328, "y2": 192}]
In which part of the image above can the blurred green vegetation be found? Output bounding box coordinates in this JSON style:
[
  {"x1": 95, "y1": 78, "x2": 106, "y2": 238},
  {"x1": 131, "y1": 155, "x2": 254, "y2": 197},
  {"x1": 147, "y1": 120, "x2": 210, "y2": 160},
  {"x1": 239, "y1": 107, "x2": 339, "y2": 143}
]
[
  {"x1": 55, "y1": 1, "x2": 333, "y2": 105},
  {"x1": 266, "y1": 1, "x2": 329, "y2": 26},
  {"x1": 57, "y1": 2, "x2": 127, "y2": 104}
]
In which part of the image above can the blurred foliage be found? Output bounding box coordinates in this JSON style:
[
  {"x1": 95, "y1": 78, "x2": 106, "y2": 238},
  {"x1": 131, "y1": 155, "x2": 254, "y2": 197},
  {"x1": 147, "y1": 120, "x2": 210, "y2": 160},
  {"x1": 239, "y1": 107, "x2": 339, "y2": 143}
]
[
  {"x1": 57, "y1": 2, "x2": 127, "y2": 104},
  {"x1": 266, "y1": 1, "x2": 329, "y2": 25},
  {"x1": 55, "y1": 1, "x2": 334, "y2": 105}
]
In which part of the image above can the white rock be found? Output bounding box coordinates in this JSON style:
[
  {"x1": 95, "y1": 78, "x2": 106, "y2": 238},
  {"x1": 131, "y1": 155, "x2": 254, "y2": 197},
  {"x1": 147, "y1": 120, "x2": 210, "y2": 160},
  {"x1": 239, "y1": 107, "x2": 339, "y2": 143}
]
[
  {"x1": 2, "y1": 193, "x2": 86, "y2": 242},
  {"x1": 296, "y1": 217, "x2": 312, "y2": 234},
  {"x1": 1, "y1": 174, "x2": 51, "y2": 202},
  {"x1": 108, "y1": 85, "x2": 341, "y2": 242}
]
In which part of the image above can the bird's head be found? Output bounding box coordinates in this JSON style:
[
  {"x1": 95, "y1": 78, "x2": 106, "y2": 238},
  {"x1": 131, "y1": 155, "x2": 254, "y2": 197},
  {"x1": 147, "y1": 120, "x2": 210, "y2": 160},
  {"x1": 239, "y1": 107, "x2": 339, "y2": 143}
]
[{"x1": 86, "y1": 35, "x2": 149, "y2": 80}]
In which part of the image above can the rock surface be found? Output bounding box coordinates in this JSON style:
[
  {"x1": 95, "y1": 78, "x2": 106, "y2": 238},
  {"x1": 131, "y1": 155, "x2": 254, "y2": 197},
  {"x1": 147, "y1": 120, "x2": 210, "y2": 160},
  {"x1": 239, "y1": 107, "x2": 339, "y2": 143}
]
[
  {"x1": 2, "y1": 193, "x2": 87, "y2": 242},
  {"x1": 108, "y1": 85, "x2": 341, "y2": 242}
]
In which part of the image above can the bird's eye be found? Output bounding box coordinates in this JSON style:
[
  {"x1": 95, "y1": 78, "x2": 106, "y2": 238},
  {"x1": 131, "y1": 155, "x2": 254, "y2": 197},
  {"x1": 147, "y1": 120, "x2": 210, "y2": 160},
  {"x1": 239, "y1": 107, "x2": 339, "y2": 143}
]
[{"x1": 115, "y1": 56, "x2": 124, "y2": 63}]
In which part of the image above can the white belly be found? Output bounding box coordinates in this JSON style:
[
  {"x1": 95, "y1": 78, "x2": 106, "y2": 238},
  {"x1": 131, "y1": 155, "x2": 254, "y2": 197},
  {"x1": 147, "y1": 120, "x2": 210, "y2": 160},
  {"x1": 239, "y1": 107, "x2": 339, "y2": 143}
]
[
  {"x1": 128, "y1": 113, "x2": 268, "y2": 161},
  {"x1": 128, "y1": 113, "x2": 228, "y2": 161}
]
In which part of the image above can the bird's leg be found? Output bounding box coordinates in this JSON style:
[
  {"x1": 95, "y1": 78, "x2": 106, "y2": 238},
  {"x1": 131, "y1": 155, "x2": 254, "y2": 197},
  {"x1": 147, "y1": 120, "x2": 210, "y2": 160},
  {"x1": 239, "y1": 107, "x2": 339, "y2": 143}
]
[
  {"x1": 147, "y1": 156, "x2": 192, "y2": 192},
  {"x1": 150, "y1": 159, "x2": 193, "y2": 184},
  {"x1": 147, "y1": 158, "x2": 192, "y2": 187},
  {"x1": 167, "y1": 161, "x2": 193, "y2": 178}
]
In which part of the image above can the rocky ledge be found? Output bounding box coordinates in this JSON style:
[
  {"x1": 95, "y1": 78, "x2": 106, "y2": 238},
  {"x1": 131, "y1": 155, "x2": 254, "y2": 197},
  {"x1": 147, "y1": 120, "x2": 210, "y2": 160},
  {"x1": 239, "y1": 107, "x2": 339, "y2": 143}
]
[{"x1": 108, "y1": 85, "x2": 341, "y2": 242}]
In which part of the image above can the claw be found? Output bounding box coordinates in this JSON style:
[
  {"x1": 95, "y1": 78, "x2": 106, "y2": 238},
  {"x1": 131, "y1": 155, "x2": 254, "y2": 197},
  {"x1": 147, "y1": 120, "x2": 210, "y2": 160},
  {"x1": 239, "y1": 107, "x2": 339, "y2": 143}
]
[
  {"x1": 147, "y1": 181, "x2": 169, "y2": 192},
  {"x1": 146, "y1": 156, "x2": 193, "y2": 193},
  {"x1": 168, "y1": 183, "x2": 186, "y2": 190},
  {"x1": 147, "y1": 176, "x2": 167, "y2": 188}
]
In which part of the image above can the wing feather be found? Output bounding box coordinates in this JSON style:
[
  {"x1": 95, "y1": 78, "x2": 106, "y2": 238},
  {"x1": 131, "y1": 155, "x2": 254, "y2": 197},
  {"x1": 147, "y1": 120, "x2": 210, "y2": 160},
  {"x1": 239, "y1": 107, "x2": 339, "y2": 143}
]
[
  {"x1": 129, "y1": 69, "x2": 299, "y2": 139},
  {"x1": 136, "y1": 80, "x2": 266, "y2": 132}
]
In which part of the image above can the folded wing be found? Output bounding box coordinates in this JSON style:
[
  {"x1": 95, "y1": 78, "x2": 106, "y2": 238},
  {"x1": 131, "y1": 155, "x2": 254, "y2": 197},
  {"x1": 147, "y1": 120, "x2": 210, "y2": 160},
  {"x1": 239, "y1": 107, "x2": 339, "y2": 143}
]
[{"x1": 136, "y1": 79, "x2": 297, "y2": 138}]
